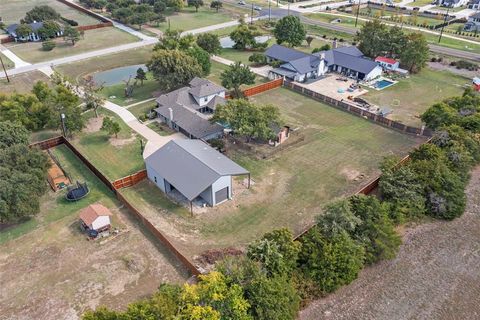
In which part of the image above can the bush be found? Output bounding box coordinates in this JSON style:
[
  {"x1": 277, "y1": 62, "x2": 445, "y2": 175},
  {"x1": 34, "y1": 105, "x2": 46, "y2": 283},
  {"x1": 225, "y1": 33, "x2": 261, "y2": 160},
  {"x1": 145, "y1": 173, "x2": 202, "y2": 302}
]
[
  {"x1": 209, "y1": 138, "x2": 224, "y2": 150},
  {"x1": 42, "y1": 40, "x2": 56, "y2": 51},
  {"x1": 248, "y1": 53, "x2": 267, "y2": 65},
  {"x1": 61, "y1": 17, "x2": 79, "y2": 26}
]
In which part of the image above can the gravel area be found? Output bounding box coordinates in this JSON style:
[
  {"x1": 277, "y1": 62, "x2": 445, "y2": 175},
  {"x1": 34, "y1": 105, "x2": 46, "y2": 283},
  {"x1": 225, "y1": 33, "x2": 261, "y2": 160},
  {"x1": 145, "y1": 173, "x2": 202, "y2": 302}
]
[{"x1": 299, "y1": 166, "x2": 480, "y2": 320}]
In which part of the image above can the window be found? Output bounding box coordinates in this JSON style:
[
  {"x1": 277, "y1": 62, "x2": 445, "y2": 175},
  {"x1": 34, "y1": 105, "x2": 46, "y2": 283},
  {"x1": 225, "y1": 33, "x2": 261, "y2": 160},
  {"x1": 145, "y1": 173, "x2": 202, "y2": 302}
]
[{"x1": 154, "y1": 176, "x2": 157, "y2": 183}]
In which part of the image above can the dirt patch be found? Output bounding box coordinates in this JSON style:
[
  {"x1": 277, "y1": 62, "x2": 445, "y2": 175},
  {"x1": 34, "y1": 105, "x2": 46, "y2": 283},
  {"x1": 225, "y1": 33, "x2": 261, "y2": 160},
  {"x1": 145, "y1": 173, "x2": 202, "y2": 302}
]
[
  {"x1": 299, "y1": 166, "x2": 480, "y2": 320},
  {"x1": 428, "y1": 61, "x2": 478, "y2": 79},
  {"x1": 110, "y1": 134, "x2": 137, "y2": 147},
  {"x1": 84, "y1": 115, "x2": 104, "y2": 133},
  {"x1": 340, "y1": 167, "x2": 364, "y2": 181}
]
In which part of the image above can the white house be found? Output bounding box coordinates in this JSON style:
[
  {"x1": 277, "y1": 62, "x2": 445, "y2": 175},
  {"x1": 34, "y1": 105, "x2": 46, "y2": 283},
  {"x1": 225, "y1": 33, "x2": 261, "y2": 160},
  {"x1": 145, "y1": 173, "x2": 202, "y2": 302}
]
[
  {"x1": 79, "y1": 204, "x2": 112, "y2": 232},
  {"x1": 464, "y1": 13, "x2": 480, "y2": 32},
  {"x1": 437, "y1": 0, "x2": 469, "y2": 7},
  {"x1": 468, "y1": 0, "x2": 480, "y2": 9},
  {"x1": 6, "y1": 22, "x2": 63, "y2": 42},
  {"x1": 154, "y1": 78, "x2": 226, "y2": 140},
  {"x1": 145, "y1": 139, "x2": 250, "y2": 209},
  {"x1": 375, "y1": 56, "x2": 400, "y2": 71},
  {"x1": 265, "y1": 44, "x2": 383, "y2": 82}
]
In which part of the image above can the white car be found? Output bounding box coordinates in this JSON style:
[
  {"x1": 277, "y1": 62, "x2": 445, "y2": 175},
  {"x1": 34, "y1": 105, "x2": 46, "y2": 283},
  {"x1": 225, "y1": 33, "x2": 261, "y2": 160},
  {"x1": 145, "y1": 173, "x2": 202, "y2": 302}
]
[
  {"x1": 238, "y1": 0, "x2": 246, "y2": 4},
  {"x1": 254, "y1": 5, "x2": 262, "y2": 10}
]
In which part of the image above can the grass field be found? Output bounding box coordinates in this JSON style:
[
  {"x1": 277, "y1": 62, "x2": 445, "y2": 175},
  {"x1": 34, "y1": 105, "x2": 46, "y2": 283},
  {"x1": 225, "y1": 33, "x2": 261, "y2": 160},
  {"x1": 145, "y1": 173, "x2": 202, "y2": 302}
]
[
  {"x1": 56, "y1": 46, "x2": 153, "y2": 83},
  {"x1": 70, "y1": 109, "x2": 145, "y2": 181},
  {"x1": 128, "y1": 100, "x2": 157, "y2": 119},
  {"x1": 363, "y1": 68, "x2": 469, "y2": 126},
  {"x1": 409, "y1": 0, "x2": 434, "y2": 7},
  {"x1": 0, "y1": 70, "x2": 50, "y2": 94},
  {"x1": 159, "y1": 7, "x2": 232, "y2": 32},
  {"x1": 0, "y1": 52, "x2": 14, "y2": 69},
  {"x1": 121, "y1": 87, "x2": 424, "y2": 258},
  {"x1": 0, "y1": 0, "x2": 100, "y2": 25},
  {"x1": 0, "y1": 144, "x2": 188, "y2": 319},
  {"x1": 5, "y1": 27, "x2": 139, "y2": 63}
]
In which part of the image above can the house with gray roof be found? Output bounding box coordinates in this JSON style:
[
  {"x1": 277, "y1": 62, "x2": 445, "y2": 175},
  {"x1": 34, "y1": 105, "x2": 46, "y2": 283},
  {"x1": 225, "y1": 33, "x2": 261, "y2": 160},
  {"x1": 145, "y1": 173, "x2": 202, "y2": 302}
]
[
  {"x1": 145, "y1": 139, "x2": 250, "y2": 208},
  {"x1": 6, "y1": 22, "x2": 63, "y2": 42},
  {"x1": 437, "y1": 0, "x2": 468, "y2": 7},
  {"x1": 265, "y1": 44, "x2": 383, "y2": 82},
  {"x1": 154, "y1": 78, "x2": 226, "y2": 140},
  {"x1": 464, "y1": 12, "x2": 480, "y2": 32}
]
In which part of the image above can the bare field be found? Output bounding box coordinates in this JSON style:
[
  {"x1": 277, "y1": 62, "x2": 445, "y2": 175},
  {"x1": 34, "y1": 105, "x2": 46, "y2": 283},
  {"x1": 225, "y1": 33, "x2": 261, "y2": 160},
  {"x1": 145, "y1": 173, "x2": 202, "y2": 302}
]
[
  {"x1": 0, "y1": 70, "x2": 50, "y2": 94},
  {"x1": 300, "y1": 166, "x2": 480, "y2": 320}
]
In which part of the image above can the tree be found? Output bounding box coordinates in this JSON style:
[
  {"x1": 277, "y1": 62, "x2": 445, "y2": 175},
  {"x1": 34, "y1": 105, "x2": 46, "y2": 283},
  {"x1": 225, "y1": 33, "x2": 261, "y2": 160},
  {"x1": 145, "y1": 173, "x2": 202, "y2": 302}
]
[
  {"x1": 305, "y1": 35, "x2": 314, "y2": 47},
  {"x1": 247, "y1": 228, "x2": 300, "y2": 276},
  {"x1": 15, "y1": 24, "x2": 33, "y2": 40},
  {"x1": 212, "y1": 99, "x2": 282, "y2": 142},
  {"x1": 155, "y1": 30, "x2": 195, "y2": 50},
  {"x1": 82, "y1": 76, "x2": 105, "y2": 117},
  {"x1": 63, "y1": 25, "x2": 80, "y2": 45},
  {"x1": 112, "y1": 7, "x2": 134, "y2": 23},
  {"x1": 248, "y1": 53, "x2": 266, "y2": 65},
  {"x1": 298, "y1": 227, "x2": 365, "y2": 293},
  {"x1": 385, "y1": 25, "x2": 406, "y2": 57},
  {"x1": 186, "y1": 45, "x2": 211, "y2": 75},
  {"x1": 135, "y1": 68, "x2": 147, "y2": 86},
  {"x1": 147, "y1": 49, "x2": 203, "y2": 90},
  {"x1": 24, "y1": 5, "x2": 60, "y2": 23},
  {"x1": 219, "y1": 61, "x2": 255, "y2": 97},
  {"x1": 400, "y1": 32, "x2": 429, "y2": 73},
  {"x1": 101, "y1": 116, "x2": 121, "y2": 138},
  {"x1": 154, "y1": 0, "x2": 167, "y2": 13},
  {"x1": 42, "y1": 40, "x2": 56, "y2": 51},
  {"x1": 312, "y1": 44, "x2": 330, "y2": 53},
  {"x1": 230, "y1": 24, "x2": 259, "y2": 50},
  {"x1": 129, "y1": 12, "x2": 149, "y2": 30},
  {"x1": 273, "y1": 16, "x2": 306, "y2": 47},
  {"x1": 0, "y1": 90, "x2": 51, "y2": 130},
  {"x1": 196, "y1": 33, "x2": 221, "y2": 54},
  {"x1": 0, "y1": 121, "x2": 29, "y2": 149},
  {"x1": 187, "y1": 0, "x2": 204, "y2": 12},
  {"x1": 316, "y1": 199, "x2": 361, "y2": 238},
  {"x1": 38, "y1": 20, "x2": 61, "y2": 39},
  {"x1": 210, "y1": 0, "x2": 223, "y2": 12},
  {"x1": 356, "y1": 19, "x2": 389, "y2": 58},
  {"x1": 166, "y1": 0, "x2": 184, "y2": 11}
]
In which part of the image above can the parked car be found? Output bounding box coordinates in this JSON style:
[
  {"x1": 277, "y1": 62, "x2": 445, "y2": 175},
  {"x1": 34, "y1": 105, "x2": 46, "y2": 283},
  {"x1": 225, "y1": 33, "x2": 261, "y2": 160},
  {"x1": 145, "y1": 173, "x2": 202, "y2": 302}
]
[
  {"x1": 254, "y1": 5, "x2": 262, "y2": 10},
  {"x1": 413, "y1": 7, "x2": 420, "y2": 10},
  {"x1": 238, "y1": 0, "x2": 246, "y2": 4}
]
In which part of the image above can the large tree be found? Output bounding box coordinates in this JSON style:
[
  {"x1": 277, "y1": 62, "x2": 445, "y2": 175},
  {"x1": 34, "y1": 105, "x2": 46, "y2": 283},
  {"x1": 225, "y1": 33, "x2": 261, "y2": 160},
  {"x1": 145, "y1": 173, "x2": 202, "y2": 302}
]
[
  {"x1": 219, "y1": 61, "x2": 255, "y2": 97},
  {"x1": 155, "y1": 30, "x2": 195, "y2": 50},
  {"x1": 400, "y1": 32, "x2": 429, "y2": 73},
  {"x1": 15, "y1": 24, "x2": 34, "y2": 39},
  {"x1": 82, "y1": 76, "x2": 105, "y2": 117},
  {"x1": 63, "y1": 26, "x2": 81, "y2": 45},
  {"x1": 230, "y1": 23, "x2": 259, "y2": 50},
  {"x1": 37, "y1": 20, "x2": 61, "y2": 39},
  {"x1": 187, "y1": 0, "x2": 204, "y2": 12},
  {"x1": 210, "y1": 0, "x2": 223, "y2": 12},
  {"x1": 186, "y1": 45, "x2": 211, "y2": 75},
  {"x1": 196, "y1": 33, "x2": 221, "y2": 55},
  {"x1": 211, "y1": 99, "x2": 282, "y2": 142},
  {"x1": 147, "y1": 49, "x2": 203, "y2": 90},
  {"x1": 0, "y1": 121, "x2": 29, "y2": 150},
  {"x1": 273, "y1": 15, "x2": 306, "y2": 47},
  {"x1": 24, "y1": 5, "x2": 60, "y2": 23},
  {"x1": 356, "y1": 19, "x2": 389, "y2": 58}
]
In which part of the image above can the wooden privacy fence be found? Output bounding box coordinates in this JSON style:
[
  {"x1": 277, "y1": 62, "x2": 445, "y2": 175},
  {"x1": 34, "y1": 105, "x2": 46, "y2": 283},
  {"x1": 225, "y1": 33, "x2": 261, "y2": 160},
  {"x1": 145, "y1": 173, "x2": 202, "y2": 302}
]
[
  {"x1": 30, "y1": 135, "x2": 201, "y2": 276},
  {"x1": 77, "y1": 22, "x2": 113, "y2": 31},
  {"x1": 283, "y1": 80, "x2": 433, "y2": 137},
  {"x1": 112, "y1": 170, "x2": 147, "y2": 190},
  {"x1": 243, "y1": 78, "x2": 283, "y2": 97}
]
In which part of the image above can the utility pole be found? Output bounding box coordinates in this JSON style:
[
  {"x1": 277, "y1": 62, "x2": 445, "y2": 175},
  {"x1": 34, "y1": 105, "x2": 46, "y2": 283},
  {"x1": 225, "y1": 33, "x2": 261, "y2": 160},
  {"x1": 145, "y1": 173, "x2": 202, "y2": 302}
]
[
  {"x1": 438, "y1": 6, "x2": 450, "y2": 43},
  {"x1": 354, "y1": 0, "x2": 361, "y2": 27},
  {"x1": 0, "y1": 55, "x2": 10, "y2": 83},
  {"x1": 251, "y1": 3, "x2": 254, "y2": 24},
  {"x1": 288, "y1": 3, "x2": 290, "y2": 15},
  {"x1": 269, "y1": 0, "x2": 271, "y2": 21}
]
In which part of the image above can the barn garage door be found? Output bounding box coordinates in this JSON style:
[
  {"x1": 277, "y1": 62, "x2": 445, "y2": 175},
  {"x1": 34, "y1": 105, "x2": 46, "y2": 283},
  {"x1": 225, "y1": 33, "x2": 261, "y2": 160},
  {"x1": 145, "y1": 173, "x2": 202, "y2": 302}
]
[{"x1": 215, "y1": 187, "x2": 229, "y2": 204}]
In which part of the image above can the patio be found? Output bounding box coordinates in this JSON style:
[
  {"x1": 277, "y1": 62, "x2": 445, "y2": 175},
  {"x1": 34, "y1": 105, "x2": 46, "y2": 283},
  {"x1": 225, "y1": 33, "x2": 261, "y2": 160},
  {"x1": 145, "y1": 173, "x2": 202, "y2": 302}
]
[{"x1": 294, "y1": 75, "x2": 369, "y2": 101}]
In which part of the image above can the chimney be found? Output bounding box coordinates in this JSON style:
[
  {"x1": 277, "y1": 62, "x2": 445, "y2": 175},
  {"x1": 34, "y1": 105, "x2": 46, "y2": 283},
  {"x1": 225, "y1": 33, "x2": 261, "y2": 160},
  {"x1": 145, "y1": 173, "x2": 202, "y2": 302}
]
[
  {"x1": 168, "y1": 107, "x2": 173, "y2": 122},
  {"x1": 332, "y1": 39, "x2": 337, "y2": 49},
  {"x1": 320, "y1": 52, "x2": 325, "y2": 60}
]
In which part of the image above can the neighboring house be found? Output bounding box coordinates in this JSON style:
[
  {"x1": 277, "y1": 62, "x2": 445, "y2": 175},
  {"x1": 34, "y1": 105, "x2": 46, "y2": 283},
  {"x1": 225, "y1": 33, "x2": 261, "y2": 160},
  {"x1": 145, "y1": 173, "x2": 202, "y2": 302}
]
[
  {"x1": 464, "y1": 12, "x2": 480, "y2": 32},
  {"x1": 468, "y1": 0, "x2": 480, "y2": 9},
  {"x1": 145, "y1": 139, "x2": 250, "y2": 209},
  {"x1": 154, "y1": 77, "x2": 226, "y2": 140},
  {"x1": 6, "y1": 22, "x2": 63, "y2": 42},
  {"x1": 375, "y1": 56, "x2": 400, "y2": 71},
  {"x1": 473, "y1": 77, "x2": 480, "y2": 91},
  {"x1": 437, "y1": 0, "x2": 469, "y2": 7},
  {"x1": 265, "y1": 44, "x2": 382, "y2": 82},
  {"x1": 79, "y1": 204, "x2": 112, "y2": 232}
]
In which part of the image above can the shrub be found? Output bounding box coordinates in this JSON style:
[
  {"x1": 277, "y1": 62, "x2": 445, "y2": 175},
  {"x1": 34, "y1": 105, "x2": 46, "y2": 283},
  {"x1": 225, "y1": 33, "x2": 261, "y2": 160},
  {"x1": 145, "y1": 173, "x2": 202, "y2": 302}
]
[
  {"x1": 248, "y1": 53, "x2": 267, "y2": 65},
  {"x1": 61, "y1": 17, "x2": 79, "y2": 26},
  {"x1": 42, "y1": 40, "x2": 56, "y2": 51}
]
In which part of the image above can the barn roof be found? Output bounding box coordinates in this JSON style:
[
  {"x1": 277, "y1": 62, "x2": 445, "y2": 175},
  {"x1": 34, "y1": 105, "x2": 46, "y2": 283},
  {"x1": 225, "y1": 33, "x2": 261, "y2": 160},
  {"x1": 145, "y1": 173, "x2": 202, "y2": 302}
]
[{"x1": 79, "y1": 204, "x2": 112, "y2": 226}]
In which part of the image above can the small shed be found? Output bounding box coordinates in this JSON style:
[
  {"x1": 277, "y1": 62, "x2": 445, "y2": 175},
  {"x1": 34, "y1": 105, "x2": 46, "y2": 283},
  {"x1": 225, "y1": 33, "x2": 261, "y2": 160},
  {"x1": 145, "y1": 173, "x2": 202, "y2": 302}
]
[
  {"x1": 473, "y1": 77, "x2": 480, "y2": 91},
  {"x1": 375, "y1": 56, "x2": 400, "y2": 71},
  {"x1": 79, "y1": 204, "x2": 112, "y2": 232}
]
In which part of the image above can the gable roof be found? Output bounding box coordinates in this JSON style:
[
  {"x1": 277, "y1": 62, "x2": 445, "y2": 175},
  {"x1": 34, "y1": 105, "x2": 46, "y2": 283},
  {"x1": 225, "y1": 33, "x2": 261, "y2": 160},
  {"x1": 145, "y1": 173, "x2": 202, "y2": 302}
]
[
  {"x1": 265, "y1": 44, "x2": 312, "y2": 62},
  {"x1": 375, "y1": 56, "x2": 397, "y2": 65},
  {"x1": 6, "y1": 22, "x2": 44, "y2": 35},
  {"x1": 145, "y1": 140, "x2": 249, "y2": 201},
  {"x1": 314, "y1": 46, "x2": 380, "y2": 75},
  {"x1": 79, "y1": 204, "x2": 112, "y2": 226},
  {"x1": 188, "y1": 77, "x2": 226, "y2": 97}
]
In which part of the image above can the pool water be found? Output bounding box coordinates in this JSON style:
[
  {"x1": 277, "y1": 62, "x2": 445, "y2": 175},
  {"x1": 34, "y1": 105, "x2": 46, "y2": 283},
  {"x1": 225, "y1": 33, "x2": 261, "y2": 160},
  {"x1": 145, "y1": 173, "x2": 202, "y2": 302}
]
[
  {"x1": 375, "y1": 79, "x2": 395, "y2": 90},
  {"x1": 92, "y1": 64, "x2": 147, "y2": 86}
]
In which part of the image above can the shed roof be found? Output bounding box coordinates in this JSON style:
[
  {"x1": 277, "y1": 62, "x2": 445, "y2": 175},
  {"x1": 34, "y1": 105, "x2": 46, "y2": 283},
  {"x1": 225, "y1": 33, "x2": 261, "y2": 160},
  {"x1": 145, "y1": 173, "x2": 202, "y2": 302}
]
[
  {"x1": 79, "y1": 204, "x2": 112, "y2": 226},
  {"x1": 145, "y1": 140, "x2": 249, "y2": 201}
]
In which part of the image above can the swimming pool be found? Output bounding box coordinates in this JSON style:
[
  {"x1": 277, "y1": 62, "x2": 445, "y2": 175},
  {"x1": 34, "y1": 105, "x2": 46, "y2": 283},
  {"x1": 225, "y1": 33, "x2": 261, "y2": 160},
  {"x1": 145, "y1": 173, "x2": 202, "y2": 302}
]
[{"x1": 375, "y1": 79, "x2": 395, "y2": 90}]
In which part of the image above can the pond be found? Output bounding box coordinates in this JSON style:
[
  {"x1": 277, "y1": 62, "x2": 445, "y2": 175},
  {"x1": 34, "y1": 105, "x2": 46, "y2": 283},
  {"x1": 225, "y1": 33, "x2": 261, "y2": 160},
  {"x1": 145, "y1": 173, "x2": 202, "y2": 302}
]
[
  {"x1": 219, "y1": 35, "x2": 272, "y2": 49},
  {"x1": 92, "y1": 64, "x2": 148, "y2": 86}
]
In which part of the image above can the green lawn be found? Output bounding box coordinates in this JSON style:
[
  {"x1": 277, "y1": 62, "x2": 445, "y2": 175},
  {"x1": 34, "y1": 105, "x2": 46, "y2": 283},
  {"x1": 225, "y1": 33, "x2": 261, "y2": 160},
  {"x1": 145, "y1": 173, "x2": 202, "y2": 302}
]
[
  {"x1": 128, "y1": 100, "x2": 157, "y2": 119},
  {"x1": 0, "y1": 143, "x2": 119, "y2": 244},
  {"x1": 409, "y1": 0, "x2": 434, "y2": 7},
  {"x1": 71, "y1": 109, "x2": 145, "y2": 180},
  {"x1": 363, "y1": 68, "x2": 469, "y2": 127},
  {"x1": 119, "y1": 87, "x2": 424, "y2": 257},
  {"x1": 0, "y1": 52, "x2": 14, "y2": 69},
  {"x1": 100, "y1": 72, "x2": 160, "y2": 106},
  {"x1": 56, "y1": 46, "x2": 154, "y2": 84},
  {"x1": 159, "y1": 7, "x2": 232, "y2": 32},
  {"x1": 0, "y1": 0, "x2": 99, "y2": 25},
  {"x1": 0, "y1": 70, "x2": 51, "y2": 95},
  {"x1": 5, "y1": 27, "x2": 139, "y2": 63}
]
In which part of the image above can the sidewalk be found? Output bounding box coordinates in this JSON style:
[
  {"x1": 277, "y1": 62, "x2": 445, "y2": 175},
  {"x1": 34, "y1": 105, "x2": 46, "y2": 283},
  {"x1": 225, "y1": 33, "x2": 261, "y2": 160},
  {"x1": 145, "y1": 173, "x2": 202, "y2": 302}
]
[{"x1": 0, "y1": 45, "x2": 30, "y2": 68}]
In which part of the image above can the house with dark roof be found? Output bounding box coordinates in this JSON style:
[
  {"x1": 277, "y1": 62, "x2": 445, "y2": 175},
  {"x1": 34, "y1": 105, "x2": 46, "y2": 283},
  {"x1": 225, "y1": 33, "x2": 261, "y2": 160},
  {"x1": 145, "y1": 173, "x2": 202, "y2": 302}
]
[
  {"x1": 6, "y1": 22, "x2": 63, "y2": 42},
  {"x1": 464, "y1": 12, "x2": 480, "y2": 32},
  {"x1": 154, "y1": 78, "x2": 226, "y2": 140},
  {"x1": 145, "y1": 139, "x2": 249, "y2": 208},
  {"x1": 468, "y1": 0, "x2": 480, "y2": 9},
  {"x1": 436, "y1": 0, "x2": 468, "y2": 7},
  {"x1": 265, "y1": 44, "x2": 383, "y2": 82}
]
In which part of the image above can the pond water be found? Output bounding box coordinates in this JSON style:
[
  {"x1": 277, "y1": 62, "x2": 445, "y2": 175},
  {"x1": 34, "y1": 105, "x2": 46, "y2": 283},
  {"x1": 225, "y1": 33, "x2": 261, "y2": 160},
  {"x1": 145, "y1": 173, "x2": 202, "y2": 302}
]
[
  {"x1": 219, "y1": 35, "x2": 271, "y2": 49},
  {"x1": 92, "y1": 64, "x2": 147, "y2": 86}
]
